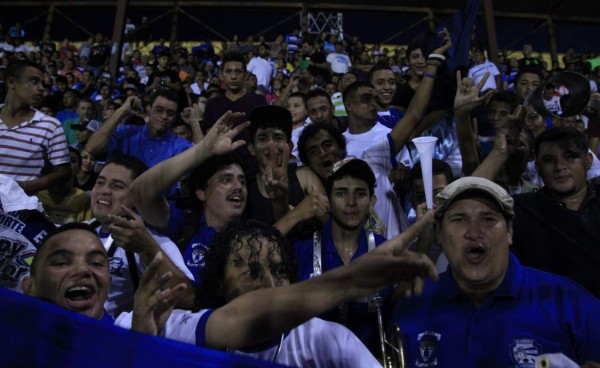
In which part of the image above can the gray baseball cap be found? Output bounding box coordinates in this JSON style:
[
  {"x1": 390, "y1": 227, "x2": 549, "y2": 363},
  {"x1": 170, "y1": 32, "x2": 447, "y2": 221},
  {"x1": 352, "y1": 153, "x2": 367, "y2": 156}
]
[{"x1": 436, "y1": 177, "x2": 514, "y2": 218}]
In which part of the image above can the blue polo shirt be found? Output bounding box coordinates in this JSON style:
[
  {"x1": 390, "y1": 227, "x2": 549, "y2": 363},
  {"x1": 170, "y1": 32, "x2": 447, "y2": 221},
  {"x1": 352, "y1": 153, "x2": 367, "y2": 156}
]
[
  {"x1": 292, "y1": 220, "x2": 388, "y2": 354},
  {"x1": 293, "y1": 219, "x2": 387, "y2": 281},
  {"x1": 166, "y1": 201, "x2": 216, "y2": 285},
  {"x1": 107, "y1": 124, "x2": 192, "y2": 169},
  {"x1": 392, "y1": 253, "x2": 600, "y2": 367}
]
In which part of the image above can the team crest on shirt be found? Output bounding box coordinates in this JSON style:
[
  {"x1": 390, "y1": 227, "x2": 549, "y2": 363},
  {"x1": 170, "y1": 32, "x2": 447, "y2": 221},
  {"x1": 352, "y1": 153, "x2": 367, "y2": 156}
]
[
  {"x1": 108, "y1": 257, "x2": 125, "y2": 276},
  {"x1": 186, "y1": 242, "x2": 209, "y2": 269},
  {"x1": 415, "y1": 331, "x2": 441, "y2": 367},
  {"x1": 510, "y1": 339, "x2": 540, "y2": 367}
]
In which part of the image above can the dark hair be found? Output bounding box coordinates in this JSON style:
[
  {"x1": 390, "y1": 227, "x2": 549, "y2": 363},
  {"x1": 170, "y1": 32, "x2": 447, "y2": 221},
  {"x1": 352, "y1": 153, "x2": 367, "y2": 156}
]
[
  {"x1": 297, "y1": 123, "x2": 347, "y2": 166},
  {"x1": 514, "y1": 68, "x2": 543, "y2": 86},
  {"x1": 38, "y1": 96, "x2": 59, "y2": 113},
  {"x1": 409, "y1": 159, "x2": 454, "y2": 190},
  {"x1": 342, "y1": 81, "x2": 374, "y2": 104},
  {"x1": 63, "y1": 89, "x2": 80, "y2": 99},
  {"x1": 78, "y1": 98, "x2": 95, "y2": 110},
  {"x1": 487, "y1": 91, "x2": 519, "y2": 112},
  {"x1": 30, "y1": 222, "x2": 101, "y2": 276},
  {"x1": 220, "y1": 51, "x2": 246, "y2": 71},
  {"x1": 287, "y1": 92, "x2": 307, "y2": 104},
  {"x1": 534, "y1": 127, "x2": 588, "y2": 159},
  {"x1": 325, "y1": 159, "x2": 376, "y2": 196},
  {"x1": 104, "y1": 154, "x2": 149, "y2": 181},
  {"x1": 68, "y1": 146, "x2": 82, "y2": 166},
  {"x1": 405, "y1": 39, "x2": 423, "y2": 63},
  {"x1": 3, "y1": 60, "x2": 44, "y2": 82},
  {"x1": 188, "y1": 154, "x2": 241, "y2": 194},
  {"x1": 55, "y1": 75, "x2": 68, "y2": 85},
  {"x1": 197, "y1": 220, "x2": 297, "y2": 308},
  {"x1": 149, "y1": 88, "x2": 179, "y2": 107},
  {"x1": 306, "y1": 88, "x2": 333, "y2": 106},
  {"x1": 367, "y1": 62, "x2": 394, "y2": 84}
]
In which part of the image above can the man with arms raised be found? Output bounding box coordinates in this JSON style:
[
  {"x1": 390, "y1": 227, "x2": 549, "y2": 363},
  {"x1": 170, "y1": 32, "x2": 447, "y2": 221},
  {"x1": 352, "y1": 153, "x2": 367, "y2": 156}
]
[
  {"x1": 86, "y1": 90, "x2": 193, "y2": 169},
  {"x1": 130, "y1": 112, "x2": 250, "y2": 282},
  {"x1": 21, "y1": 214, "x2": 438, "y2": 366},
  {"x1": 89, "y1": 154, "x2": 195, "y2": 316}
]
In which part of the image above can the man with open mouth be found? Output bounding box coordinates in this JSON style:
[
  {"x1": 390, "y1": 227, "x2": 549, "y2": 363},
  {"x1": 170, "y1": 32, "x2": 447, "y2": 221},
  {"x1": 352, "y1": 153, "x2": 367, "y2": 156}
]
[{"x1": 392, "y1": 176, "x2": 600, "y2": 366}]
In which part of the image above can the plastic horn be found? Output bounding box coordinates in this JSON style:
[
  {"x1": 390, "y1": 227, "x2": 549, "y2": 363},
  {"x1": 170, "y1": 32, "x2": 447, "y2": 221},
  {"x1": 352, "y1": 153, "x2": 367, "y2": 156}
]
[{"x1": 412, "y1": 136, "x2": 438, "y2": 209}]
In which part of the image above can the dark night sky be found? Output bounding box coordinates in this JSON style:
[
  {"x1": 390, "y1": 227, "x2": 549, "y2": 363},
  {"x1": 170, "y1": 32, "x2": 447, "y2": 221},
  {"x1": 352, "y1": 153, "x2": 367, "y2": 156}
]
[{"x1": 3, "y1": 5, "x2": 599, "y2": 53}]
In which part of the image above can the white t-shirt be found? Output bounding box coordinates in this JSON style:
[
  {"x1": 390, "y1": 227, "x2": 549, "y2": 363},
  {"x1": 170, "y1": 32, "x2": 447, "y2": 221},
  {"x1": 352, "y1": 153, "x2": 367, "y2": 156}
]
[
  {"x1": 291, "y1": 120, "x2": 311, "y2": 166},
  {"x1": 361, "y1": 136, "x2": 411, "y2": 239},
  {"x1": 247, "y1": 56, "x2": 274, "y2": 88},
  {"x1": 90, "y1": 221, "x2": 194, "y2": 317},
  {"x1": 115, "y1": 310, "x2": 381, "y2": 368},
  {"x1": 468, "y1": 60, "x2": 500, "y2": 92},
  {"x1": 326, "y1": 53, "x2": 352, "y2": 74}
]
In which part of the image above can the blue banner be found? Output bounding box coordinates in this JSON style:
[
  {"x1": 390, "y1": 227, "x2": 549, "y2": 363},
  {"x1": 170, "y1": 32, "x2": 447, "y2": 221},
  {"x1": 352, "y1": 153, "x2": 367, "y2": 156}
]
[{"x1": 0, "y1": 288, "x2": 283, "y2": 368}]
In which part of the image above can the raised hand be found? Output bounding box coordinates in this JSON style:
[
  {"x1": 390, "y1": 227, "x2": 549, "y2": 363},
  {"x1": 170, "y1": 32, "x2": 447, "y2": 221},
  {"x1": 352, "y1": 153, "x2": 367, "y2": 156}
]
[
  {"x1": 263, "y1": 142, "x2": 290, "y2": 201},
  {"x1": 107, "y1": 206, "x2": 156, "y2": 255},
  {"x1": 432, "y1": 27, "x2": 452, "y2": 55},
  {"x1": 131, "y1": 252, "x2": 188, "y2": 336},
  {"x1": 360, "y1": 210, "x2": 438, "y2": 296},
  {"x1": 203, "y1": 110, "x2": 250, "y2": 156},
  {"x1": 180, "y1": 103, "x2": 203, "y2": 126},
  {"x1": 454, "y1": 70, "x2": 495, "y2": 114},
  {"x1": 292, "y1": 184, "x2": 330, "y2": 221}
]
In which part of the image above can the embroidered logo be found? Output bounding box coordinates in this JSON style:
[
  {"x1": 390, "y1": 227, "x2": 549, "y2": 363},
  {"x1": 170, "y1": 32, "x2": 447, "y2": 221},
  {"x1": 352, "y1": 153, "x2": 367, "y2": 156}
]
[
  {"x1": 186, "y1": 242, "x2": 209, "y2": 269},
  {"x1": 108, "y1": 257, "x2": 125, "y2": 276},
  {"x1": 510, "y1": 339, "x2": 540, "y2": 367},
  {"x1": 415, "y1": 331, "x2": 441, "y2": 367}
]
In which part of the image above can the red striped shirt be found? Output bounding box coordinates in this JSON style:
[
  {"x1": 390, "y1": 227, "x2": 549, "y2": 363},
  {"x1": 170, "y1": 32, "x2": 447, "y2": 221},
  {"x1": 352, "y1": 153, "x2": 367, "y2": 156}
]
[{"x1": 0, "y1": 108, "x2": 70, "y2": 181}]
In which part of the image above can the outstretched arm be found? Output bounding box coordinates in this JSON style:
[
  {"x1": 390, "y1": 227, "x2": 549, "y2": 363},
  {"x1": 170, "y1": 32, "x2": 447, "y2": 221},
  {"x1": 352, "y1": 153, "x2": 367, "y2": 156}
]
[
  {"x1": 180, "y1": 103, "x2": 205, "y2": 144},
  {"x1": 205, "y1": 212, "x2": 437, "y2": 350},
  {"x1": 132, "y1": 252, "x2": 188, "y2": 335},
  {"x1": 389, "y1": 30, "x2": 452, "y2": 155},
  {"x1": 130, "y1": 111, "x2": 250, "y2": 231},
  {"x1": 454, "y1": 70, "x2": 496, "y2": 175},
  {"x1": 86, "y1": 96, "x2": 140, "y2": 158},
  {"x1": 107, "y1": 207, "x2": 197, "y2": 309}
]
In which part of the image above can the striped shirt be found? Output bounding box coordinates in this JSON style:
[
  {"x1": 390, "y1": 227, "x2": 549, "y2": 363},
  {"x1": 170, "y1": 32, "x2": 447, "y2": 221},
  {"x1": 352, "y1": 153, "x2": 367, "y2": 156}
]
[{"x1": 0, "y1": 107, "x2": 70, "y2": 181}]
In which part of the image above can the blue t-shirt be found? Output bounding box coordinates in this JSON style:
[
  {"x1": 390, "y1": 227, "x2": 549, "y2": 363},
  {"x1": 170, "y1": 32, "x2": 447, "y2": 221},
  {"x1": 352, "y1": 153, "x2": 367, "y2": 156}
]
[
  {"x1": 377, "y1": 107, "x2": 405, "y2": 130},
  {"x1": 107, "y1": 124, "x2": 193, "y2": 169},
  {"x1": 167, "y1": 202, "x2": 216, "y2": 285},
  {"x1": 292, "y1": 220, "x2": 388, "y2": 353},
  {"x1": 392, "y1": 253, "x2": 600, "y2": 367}
]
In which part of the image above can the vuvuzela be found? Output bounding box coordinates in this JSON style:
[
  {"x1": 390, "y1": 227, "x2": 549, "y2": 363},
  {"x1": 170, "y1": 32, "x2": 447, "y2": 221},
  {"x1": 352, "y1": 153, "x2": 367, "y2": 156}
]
[{"x1": 412, "y1": 137, "x2": 438, "y2": 209}]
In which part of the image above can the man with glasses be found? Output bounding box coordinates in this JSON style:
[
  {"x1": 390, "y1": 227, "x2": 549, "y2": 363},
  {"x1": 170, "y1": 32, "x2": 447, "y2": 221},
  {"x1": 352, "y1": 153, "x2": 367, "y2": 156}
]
[
  {"x1": 0, "y1": 60, "x2": 71, "y2": 195},
  {"x1": 86, "y1": 89, "x2": 193, "y2": 169}
]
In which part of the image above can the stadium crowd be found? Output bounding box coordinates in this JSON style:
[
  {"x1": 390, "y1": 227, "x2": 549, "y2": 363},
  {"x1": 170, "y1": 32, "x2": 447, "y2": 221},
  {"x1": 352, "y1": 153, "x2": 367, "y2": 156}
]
[{"x1": 1, "y1": 16, "x2": 600, "y2": 367}]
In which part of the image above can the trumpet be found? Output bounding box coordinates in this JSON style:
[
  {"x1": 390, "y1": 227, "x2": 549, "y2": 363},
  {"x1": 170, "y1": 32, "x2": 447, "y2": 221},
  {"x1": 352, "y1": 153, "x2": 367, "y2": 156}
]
[{"x1": 372, "y1": 296, "x2": 405, "y2": 368}]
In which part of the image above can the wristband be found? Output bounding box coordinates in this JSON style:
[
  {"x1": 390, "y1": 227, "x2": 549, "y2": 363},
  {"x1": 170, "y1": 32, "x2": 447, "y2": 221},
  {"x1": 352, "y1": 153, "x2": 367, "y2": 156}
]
[
  {"x1": 428, "y1": 53, "x2": 447, "y2": 61},
  {"x1": 426, "y1": 60, "x2": 442, "y2": 67},
  {"x1": 422, "y1": 72, "x2": 437, "y2": 79}
]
